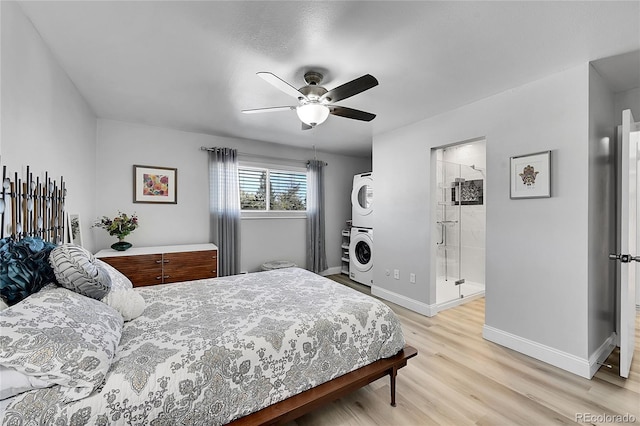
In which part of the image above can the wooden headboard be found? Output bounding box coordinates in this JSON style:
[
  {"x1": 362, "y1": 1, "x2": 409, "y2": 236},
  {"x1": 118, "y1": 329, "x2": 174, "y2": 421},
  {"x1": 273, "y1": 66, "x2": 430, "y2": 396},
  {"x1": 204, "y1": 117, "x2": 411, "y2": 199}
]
[{"x1": 0, "y1": 165, "x2": 67, "y2": 244}]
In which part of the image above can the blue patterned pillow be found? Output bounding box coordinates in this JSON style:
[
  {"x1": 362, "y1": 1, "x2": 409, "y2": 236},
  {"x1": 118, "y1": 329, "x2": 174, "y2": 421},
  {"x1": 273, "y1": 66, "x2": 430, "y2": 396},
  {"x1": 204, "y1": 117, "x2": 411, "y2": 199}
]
[{"x1": 0, "y1": 237, "x2": 57, "y2": 306}]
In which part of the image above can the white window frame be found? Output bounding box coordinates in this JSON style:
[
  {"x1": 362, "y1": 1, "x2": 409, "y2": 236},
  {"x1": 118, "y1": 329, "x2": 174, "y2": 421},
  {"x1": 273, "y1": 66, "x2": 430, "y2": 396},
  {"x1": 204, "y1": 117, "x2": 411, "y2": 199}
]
[{"x1": 239, "y1": 161, "x2": 308, "y2": 219}]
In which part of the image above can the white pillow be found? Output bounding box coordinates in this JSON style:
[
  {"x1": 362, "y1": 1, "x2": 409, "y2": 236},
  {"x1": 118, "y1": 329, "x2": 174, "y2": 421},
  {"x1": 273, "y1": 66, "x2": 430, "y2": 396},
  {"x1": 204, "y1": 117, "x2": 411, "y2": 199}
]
[
  {"x1": 94, "y1": 259, "x2": 144, "y2": 321},
  {"x1": 0, "y1": 365, "x2": 50, "y2": 400},
  {"x1": 94, "y1": 259, "x2": 133, "y2": 291},
  {"x1": 0, "y1": 286, "x2": 123, "y2": 402},
  {"x1": 101, "y1": 289, "x2": 145, "y2": 322}
]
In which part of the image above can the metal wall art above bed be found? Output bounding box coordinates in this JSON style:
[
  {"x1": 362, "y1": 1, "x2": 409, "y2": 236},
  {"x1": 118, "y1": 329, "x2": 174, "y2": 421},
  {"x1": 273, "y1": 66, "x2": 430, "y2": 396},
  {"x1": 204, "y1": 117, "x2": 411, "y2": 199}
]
[{"x1": 0, "y1": 165, "x2": 67, "y2": 243}]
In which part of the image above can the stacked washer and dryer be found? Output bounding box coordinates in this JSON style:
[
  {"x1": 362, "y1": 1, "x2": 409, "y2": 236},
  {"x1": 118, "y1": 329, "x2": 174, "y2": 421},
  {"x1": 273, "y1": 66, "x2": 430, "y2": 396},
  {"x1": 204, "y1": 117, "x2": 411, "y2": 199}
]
[{"x1": 349, "y1": 172, "x2": 374, "y2": 286}]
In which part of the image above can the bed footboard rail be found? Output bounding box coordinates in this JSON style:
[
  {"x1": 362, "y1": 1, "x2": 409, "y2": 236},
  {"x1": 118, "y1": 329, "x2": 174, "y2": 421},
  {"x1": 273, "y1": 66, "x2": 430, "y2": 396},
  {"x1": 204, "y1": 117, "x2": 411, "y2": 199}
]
[{"x1": 230, "y1": 344, "x2": 418, "y2": 426}]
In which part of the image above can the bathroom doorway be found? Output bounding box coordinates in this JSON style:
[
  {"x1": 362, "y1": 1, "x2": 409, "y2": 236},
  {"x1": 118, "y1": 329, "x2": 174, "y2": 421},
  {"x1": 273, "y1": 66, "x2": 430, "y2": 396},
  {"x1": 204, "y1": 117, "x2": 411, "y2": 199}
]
[{"x1": 433, "y1": 139, "x2": 486, "y2": 312}]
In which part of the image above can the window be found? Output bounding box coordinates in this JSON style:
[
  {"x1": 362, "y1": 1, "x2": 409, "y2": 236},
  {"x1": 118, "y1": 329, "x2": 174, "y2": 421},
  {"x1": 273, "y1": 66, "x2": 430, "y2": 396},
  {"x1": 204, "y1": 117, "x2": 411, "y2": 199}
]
[{"x1": 239, "y1": 166, "x2": 307, "y2": 213}]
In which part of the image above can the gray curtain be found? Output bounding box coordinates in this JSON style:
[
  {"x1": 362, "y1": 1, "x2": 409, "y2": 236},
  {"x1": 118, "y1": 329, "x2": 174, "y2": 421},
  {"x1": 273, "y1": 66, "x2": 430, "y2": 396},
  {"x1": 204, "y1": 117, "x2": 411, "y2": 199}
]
[
  {"x1": 209, "y1": 148, "x2": 241, "y2": 276},
  {"x1": 306, "y1": 159, "x2": 327, "y2": 273}
]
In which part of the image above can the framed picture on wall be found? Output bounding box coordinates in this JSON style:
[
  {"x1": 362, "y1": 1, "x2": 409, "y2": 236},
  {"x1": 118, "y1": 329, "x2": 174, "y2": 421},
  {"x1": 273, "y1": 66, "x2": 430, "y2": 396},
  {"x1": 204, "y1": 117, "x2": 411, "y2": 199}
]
[
  {"x1": 133, "y1": 165, "x2": 178, "y2": 204},
  {"x1": 510, "y1": 151, "x2": 551, "y2": 199}
]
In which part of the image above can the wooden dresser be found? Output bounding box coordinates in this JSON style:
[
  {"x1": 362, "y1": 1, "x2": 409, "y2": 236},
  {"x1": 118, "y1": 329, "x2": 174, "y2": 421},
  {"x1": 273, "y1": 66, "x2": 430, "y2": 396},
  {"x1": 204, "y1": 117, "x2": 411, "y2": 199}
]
[{"x1": 95, "y1": 243, "x2": 218, "y2": 287}]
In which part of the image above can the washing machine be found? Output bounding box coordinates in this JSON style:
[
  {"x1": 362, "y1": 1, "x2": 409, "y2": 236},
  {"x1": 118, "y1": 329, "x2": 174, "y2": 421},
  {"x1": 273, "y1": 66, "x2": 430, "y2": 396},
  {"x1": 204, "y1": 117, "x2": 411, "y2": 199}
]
[
  {"x1": 351, "y1": 172, "x2": 373, "y2": 229},
  {"x1": 349, "y1": 227, "x2": 373, "y2": 286}
]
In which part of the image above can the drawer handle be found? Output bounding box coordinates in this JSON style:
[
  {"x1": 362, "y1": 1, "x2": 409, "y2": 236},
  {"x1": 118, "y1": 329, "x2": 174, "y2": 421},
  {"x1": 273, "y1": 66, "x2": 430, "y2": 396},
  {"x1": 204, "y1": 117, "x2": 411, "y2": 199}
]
[
  {"x1": 155, "y1": 260, "x2": 162, "y2": 264},
  {"x1": 163, "y1": 260, "x2": 170, "y2": 263},
  {"x1": 163, "y1": 275, "x2": 170, "y2": 279},
  {"x1": 156, "y1": 276, "x2": 162, "y2": 280}
]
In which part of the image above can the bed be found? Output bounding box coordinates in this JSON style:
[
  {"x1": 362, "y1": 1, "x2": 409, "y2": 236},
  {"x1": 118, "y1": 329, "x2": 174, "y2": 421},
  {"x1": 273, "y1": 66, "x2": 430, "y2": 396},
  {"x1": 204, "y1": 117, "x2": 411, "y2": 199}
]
[{"x1": 1, "y1": 261, "x2": 415, "y2": 425}]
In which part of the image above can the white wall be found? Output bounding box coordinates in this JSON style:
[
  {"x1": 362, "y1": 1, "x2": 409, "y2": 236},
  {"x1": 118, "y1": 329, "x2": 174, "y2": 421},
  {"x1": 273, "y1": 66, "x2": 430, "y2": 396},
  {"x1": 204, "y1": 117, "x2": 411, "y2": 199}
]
[
  {"x1": 1, "y1": 1, "x2": 98, "y2": 249},
  {"x1": 241, "y1": 218, "x2": 306, "y2": 272},
  {"x1": 95, "y1": 119, "x2": 369, "y2": 273},
  {"x1": 374, "y1": 64, "x2": 594, "y2": 374}
]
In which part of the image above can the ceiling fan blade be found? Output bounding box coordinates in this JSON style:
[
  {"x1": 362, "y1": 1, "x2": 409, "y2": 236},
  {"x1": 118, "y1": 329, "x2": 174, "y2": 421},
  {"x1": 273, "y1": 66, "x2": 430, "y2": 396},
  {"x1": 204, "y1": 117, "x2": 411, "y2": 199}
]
[
  {"x1": 257, "y1": 72, "x2": 308, "y2": 101},
  {"x1": 242, "y1": 106, "x2": 296, "y2": 114},
  {"x1": 301, "y1": 122, "x2": 313, "y2": 130},
  {"x1": 329, "y1": 106, "x2": 376, "y2": 122},
  {"x1": 320, "y1": 74, "x2": 378, "y2": 103}
]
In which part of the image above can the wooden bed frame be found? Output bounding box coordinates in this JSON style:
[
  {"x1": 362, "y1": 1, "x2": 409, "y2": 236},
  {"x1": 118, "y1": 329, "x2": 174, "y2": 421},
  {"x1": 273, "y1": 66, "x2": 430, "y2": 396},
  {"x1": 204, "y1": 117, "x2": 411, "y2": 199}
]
[{"x1": 230, "y1": 345, "x2": 418, "y2": 425}]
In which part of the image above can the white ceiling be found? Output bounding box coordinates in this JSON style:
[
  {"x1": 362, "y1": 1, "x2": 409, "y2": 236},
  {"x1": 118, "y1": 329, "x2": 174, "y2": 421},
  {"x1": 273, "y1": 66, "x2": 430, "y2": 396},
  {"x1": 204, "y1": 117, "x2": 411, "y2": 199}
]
[{"x1": 17, "y1": 1, "x2": 640, "y2": 156}]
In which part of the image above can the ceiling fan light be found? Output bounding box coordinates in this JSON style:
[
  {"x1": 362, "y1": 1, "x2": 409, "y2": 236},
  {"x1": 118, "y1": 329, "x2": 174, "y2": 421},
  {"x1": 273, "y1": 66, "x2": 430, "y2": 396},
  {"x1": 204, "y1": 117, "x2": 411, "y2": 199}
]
[{"x1": 296, "y1": 104, "x2": 330, "y2": 127}]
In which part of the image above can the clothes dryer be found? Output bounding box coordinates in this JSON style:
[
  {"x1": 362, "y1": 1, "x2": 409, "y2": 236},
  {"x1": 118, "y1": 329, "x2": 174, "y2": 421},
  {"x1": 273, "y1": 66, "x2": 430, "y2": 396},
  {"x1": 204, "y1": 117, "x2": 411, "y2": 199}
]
[
  {"x1": 351, "y1": 172, "x2": 373, "y2": 229},
  {"x1": 349, "y1": 227, "x2": 373, "y2": 286}
]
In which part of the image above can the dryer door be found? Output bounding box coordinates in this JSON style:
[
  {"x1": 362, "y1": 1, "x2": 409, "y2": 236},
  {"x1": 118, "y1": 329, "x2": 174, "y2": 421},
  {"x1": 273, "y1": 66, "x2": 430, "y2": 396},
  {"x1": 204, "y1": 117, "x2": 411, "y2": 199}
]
[
  {"x1": 350, "y1": 231, "x2": 373, "y2": 272},
  {"x1": 352, "y1": 175, "x2": 373, "y2": 218}
]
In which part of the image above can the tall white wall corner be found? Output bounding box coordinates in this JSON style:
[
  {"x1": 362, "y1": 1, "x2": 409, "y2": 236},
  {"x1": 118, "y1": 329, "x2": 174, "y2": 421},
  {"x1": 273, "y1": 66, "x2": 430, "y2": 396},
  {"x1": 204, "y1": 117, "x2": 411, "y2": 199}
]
[{"x1": 482, "y1": 325, "x2": 592, "y2": 379}]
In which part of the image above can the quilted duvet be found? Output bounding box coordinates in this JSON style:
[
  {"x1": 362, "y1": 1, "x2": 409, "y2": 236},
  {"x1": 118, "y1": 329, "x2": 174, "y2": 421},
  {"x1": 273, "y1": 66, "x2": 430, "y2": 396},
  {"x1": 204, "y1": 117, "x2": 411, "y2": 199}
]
[{"x1": 2, "y1": 267, "x2": 405, "y2": 425}]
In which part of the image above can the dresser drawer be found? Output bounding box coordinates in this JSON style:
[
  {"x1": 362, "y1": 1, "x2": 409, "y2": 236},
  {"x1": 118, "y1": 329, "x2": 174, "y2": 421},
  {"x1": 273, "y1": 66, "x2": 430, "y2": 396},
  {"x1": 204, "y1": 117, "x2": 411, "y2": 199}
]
[
  {"x1": 163, "y1": 250, "x2": 218, "y2": 283},
  {"x1": 100, "y1": 254, "x2": 163, "y2": 287}
]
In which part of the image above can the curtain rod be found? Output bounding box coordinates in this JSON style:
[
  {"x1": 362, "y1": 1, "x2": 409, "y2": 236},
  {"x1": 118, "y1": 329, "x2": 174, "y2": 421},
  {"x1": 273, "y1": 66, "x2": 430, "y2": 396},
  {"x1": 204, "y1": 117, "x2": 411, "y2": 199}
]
[{"x1": 200, "y1": 147, "x2": 327, "y2": 166}]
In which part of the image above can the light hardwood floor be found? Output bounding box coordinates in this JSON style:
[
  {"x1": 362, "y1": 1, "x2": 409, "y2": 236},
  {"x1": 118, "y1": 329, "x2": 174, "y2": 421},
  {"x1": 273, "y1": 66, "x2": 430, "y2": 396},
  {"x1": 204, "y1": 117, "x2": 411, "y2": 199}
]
[{"x1": 289, "y1": 275, "x2": 640, "y2": 426}]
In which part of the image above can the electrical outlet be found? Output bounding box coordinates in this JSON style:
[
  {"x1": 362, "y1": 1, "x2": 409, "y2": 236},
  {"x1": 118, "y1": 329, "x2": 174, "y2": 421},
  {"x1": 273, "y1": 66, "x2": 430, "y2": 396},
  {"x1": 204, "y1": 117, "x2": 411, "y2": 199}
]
[
  {"x1": 385, "y1": 269, "x2": 391, "y2": 276},
  {"x1": 393, "y1": 269, "x2": 399, "y2": 279},
  {"x1": 410, "y1": 273, "x2": 416, "y2": 283}
]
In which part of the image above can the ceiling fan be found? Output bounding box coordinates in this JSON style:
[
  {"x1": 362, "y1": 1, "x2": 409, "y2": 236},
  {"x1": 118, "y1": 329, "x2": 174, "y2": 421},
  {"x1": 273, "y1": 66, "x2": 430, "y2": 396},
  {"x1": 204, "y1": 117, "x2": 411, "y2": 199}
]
[{"x1": 242, "y1": 71, "x2": 378, "y2": 129}]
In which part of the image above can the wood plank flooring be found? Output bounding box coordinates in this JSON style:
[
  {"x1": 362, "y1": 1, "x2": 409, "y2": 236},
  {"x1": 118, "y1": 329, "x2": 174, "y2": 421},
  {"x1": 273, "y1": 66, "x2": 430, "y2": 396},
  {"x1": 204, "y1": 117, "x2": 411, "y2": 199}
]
[{"x1": 287, "y1": 275, "x2": 640, "y2": 426}]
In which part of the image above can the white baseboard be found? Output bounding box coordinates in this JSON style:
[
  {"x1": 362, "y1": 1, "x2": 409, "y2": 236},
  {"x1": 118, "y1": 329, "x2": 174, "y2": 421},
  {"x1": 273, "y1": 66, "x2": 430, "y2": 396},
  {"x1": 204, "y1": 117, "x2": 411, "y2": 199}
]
[
  {"x1": 482, "y1": 325, "x2": 594, "y2": 379},
  {"x1": 435, "y1": 291, "x2": 484, "y2": 314},
  {"x1": 371, "y1": 285, "x2": 437, "y2": 317},
  {"x1": 321, "y1": 266, "x2": 343, "y2": 276}
]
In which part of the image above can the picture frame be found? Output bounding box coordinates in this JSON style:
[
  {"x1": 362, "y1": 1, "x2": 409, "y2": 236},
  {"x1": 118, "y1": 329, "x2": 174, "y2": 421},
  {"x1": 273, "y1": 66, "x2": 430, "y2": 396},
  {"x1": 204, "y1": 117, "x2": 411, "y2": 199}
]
[
  {"x1": 67, "y1": 213, "x2": 83, "y2": 246},
  {"x1": 510, "y1": 151, "x2": 551, "y2": 199},
  {"x1": 133, "y1": 165, "x2": 177, "y2": 204}
]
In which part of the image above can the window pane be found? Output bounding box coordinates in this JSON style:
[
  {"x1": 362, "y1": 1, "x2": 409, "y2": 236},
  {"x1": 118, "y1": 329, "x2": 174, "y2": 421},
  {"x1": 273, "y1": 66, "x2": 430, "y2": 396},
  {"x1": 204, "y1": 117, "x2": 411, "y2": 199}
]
[
  {"x1": 239, "y1": 166, "x2": 307, "y2": 212},
  {"x1": 239, "y1": 168, "x2": 267, "y2": 210},
  {"x1": 269, "y1": 170, "x2": 307, "y2": 211}
]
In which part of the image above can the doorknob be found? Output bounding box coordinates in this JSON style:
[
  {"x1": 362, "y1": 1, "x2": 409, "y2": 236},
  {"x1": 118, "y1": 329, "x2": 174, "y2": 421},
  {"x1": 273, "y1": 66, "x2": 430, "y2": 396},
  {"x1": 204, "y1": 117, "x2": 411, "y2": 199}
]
[{"x1": 609, "y1": 253, "x2": 640, "y2": 263}]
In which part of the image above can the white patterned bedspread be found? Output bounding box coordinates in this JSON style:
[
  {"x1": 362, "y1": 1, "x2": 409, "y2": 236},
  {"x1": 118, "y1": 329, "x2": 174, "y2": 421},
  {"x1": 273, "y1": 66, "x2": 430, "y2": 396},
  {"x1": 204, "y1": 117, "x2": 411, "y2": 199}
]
[{"x1": 3, "y1": 268, "x2": 405, "y2": 425}]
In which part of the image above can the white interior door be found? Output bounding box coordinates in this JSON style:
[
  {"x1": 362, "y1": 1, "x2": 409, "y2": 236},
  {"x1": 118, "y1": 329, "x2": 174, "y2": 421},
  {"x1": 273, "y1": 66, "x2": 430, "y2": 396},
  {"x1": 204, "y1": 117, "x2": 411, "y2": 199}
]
[{"x1": 616, "y1": 109, "x2": 639, "y2": 378}]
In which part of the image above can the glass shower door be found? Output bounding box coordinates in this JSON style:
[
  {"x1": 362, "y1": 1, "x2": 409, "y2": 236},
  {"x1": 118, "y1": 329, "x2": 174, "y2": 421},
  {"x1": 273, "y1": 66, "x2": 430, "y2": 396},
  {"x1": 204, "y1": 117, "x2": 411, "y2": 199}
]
[
  {"x1": 436, "y1": 160, "x2": 463, "y2": 304},
  {"x1": 436, "y1": 161, "x2": 485, "y2": 305}
]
